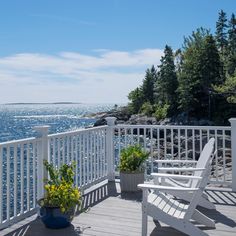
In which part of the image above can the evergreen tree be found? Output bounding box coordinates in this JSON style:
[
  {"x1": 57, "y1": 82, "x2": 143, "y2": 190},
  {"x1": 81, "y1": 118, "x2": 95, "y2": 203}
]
[
  {"x1": 155, "y1": 45, "x2": 178, "y2": 115},
  {"x1": 128, "y1": 87, "x2": 143, "y2": 114},
  {"x1": 214, "y1": 73, "x2": 236, "y2": 103},
  {"x1": 178, "y1": 30, "x2": 221, "y2": 119},
  {"x1": 215, "y1": 10, "x2": 228, "y2": 80},
  {"x1": 215, "y1": 10, "x2": 228, "y2": 54},
  {"x1": 197, "y1": 35, "x2": 221, "y2": 118},
  {"x1": 184, "y1": 27, "x2": 210, "y2": 50},
  {"x1": 227, "y1": 13, "x2": 236, "y2": 76},
  {"x1": 178, "y1": 45, "x2": 198, "y2": 116},
  {"x1": 142, "y1": 65, "x2": 156, "y2": 104}
]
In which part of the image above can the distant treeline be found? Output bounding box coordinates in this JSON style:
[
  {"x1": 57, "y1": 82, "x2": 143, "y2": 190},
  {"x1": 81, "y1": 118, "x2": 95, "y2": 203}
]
[{"x1": 128, "y1": 10, "x2": 236, "y2": 125}]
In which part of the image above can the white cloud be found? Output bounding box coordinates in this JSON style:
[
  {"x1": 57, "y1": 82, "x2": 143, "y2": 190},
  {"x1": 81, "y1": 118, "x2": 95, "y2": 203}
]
[{"x1": 0, "y1": 49, "x2": 163, "y2": 103}]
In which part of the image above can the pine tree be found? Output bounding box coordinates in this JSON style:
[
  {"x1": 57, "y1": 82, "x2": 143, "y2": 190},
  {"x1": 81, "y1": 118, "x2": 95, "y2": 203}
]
[
  {"x1": 178, "y1": 45, "x2": 198, "y2": 117},
  {"x1": 142, "y1": 65, "x2": 156, "y2": 104},
  {"x1": 155, "y1": 45, "x2": 178, "y2": 115},
  {"x1": 197, "y1": 35, "x2": 221, "y2": 118},
  {"x1": 178, "y1": 30, "x2": 221, "y2": 119},
  {"x1": 128, "y1": 87, "x2": 144, "y2": 114},
  {"x1": 215, "y1": 10, "x2": 228, "y2": 55},
  {"x1": 214, "y1": 73, "x2": 236, "y2": 104},
  {"x1": 227, "y1": 13, "x2": 236, "y2": 76},
  {"x1": 215, "y1": 10, "x2": 228, "y2": 80}
]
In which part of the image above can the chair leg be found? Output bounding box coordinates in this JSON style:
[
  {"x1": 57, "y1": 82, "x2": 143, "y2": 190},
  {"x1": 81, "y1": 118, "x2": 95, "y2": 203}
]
[
  {"x1": 142, "y1": 190, "x2": 148, "y2": 236},
  {"x1": 199, "y1": 196, "x2": 216, "y2": 210},
  {"x1": 153, "y1": 219, "x2": 161, "y2": 227},
  {"x1": 181, "y1": 221, "x2": 209, "y2": 236},
  {"x1": 192, "y1": 209, "x2": 215, "y2": 228},
  {"x1": 142, "y1": 208, "x2": 148, "y2": 236},
  {"x1": 160, "y1": 217, "x2": 209, "y2": 236}
]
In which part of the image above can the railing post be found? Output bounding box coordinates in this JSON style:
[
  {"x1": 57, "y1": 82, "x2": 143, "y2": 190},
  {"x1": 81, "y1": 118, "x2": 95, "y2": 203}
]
[
  {"x1": 34, "y1": 125, "x2": 50, "y2": 199},
  {"x1": 229, "y1": 118, "x2": 236, "y2": 192},
  {"x1": 105, "y1": 117, "x2": 117, "y2": 181}
]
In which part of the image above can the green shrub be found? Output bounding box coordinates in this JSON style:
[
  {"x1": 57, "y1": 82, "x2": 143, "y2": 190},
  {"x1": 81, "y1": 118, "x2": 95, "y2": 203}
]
[
  {"x1": 140, "y1": 102, "x2": 154, "y2": 116},
  {"x1": 119, "y1": 145, "x2": 149, "y2": 173},
  {"x1": 154, "y1": 104, "x2": 170, "y2": 120}
]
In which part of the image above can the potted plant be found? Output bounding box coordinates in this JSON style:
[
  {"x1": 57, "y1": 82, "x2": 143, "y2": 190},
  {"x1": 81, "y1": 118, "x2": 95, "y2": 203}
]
[
  {"x1": 38, "y1": 160, "x2": 81, "y2": 229},
  {"x1": 119, "y1": 145, "x2": 149, "y2": 192}
]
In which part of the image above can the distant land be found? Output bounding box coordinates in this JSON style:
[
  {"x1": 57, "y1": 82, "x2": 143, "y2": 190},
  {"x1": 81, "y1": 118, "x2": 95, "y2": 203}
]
[{"x1": 3, "y1": 102, "x2": 81, "y2": 105}]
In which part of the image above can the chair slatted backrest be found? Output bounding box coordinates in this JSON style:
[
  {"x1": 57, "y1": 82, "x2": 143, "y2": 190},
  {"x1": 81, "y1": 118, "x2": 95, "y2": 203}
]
[
  {"x1": 184, "y1": 138, "x2": 215, "y2": 220},
  {"x1": 191, "y1": 138, "x2": 215, "y2": 188}
]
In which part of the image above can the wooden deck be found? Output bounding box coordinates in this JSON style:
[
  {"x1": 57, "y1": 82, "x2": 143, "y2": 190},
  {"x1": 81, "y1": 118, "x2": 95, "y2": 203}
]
[{"x1": 1, "y1": 180, "x2": 236, "y2": 236}]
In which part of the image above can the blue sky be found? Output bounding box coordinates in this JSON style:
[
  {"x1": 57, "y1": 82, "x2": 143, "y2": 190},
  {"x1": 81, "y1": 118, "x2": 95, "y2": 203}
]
[{"x1": 0, "y1": 0, "x2": 235, "y2": 103}]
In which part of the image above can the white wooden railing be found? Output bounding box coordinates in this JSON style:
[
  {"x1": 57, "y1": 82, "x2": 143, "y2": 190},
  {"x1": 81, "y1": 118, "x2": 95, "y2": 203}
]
[
  {"x1": 112, "y1": 124, "x2": 231, "y2": 186},
  {"x1": 0, "y1": 117, "x2": 235, "y2": 229},
  {"x1": 0, "y1": 137, "x2": 38, "y2": 229}
]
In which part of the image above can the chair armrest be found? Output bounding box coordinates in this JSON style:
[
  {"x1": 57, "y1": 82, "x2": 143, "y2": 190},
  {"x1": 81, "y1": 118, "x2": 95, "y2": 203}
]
[
  {"x1": 138, "y1": 183, "x2": 198, "y2": 192},
  {"x1": 151, "y1": 173, "x2": 202, "y2": 180},
  {"x1": 158, "y1": 167, "x2": 205, "y2": 172},
  {"x1": 155, "y1": 160, "x2": 198, "y2": 164}
]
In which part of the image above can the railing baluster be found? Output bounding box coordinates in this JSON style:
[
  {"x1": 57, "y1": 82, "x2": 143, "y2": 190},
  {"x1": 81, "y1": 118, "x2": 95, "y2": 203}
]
[
  {"x1": 57, "y1": 138, "x2": 61, "y2": 168},
  {"x1": 124, "y1": 128, "x2": 127, "y2": 146},
  {"x1": 82, "y1": 133, "x2": 86, "y2": 186},
  {"x1": 118, "y1": 128, "x2": 121, "y2": 161},
  {"x1": 223, "y1": 130, "x2": 226, "y2": 183},
  {"x1": 53, "y1": 138, "x2": 56, "y2": 166},
  {"x1": 67, "y1": 135, "x2": 70, "y2": 163},
  {"x1": 164, "y1": 128, "x2": 167, "y2": 159},
  {"x1": 0, "y1": 147, "x2": 2, "y2": 223},
  {"x1": 79, "y1": 135, "x2": 82, "y2": 186},
  {"x1": 150, "y1": 128, "x2": 153, "y2": 173},
  {"x1": 90, "y1": 132, "x2": 93, "y2": 182},
  {"x1": 75, "y1": 136, "x2": 78, "y2": 187},
  {"x1": 102, "y1": 130, "x2": 104, "y2": 177},
  {"x1": 215, "y1": 129, "x2": 219, "y2": 182},
  {"x1": 192, "y1": 129, "x2": 195, "y2": 160},
  {"x1": 20, "y1": 144, "x2": 24, "y2": 214},
  {"x1": 98, "y1": 130, "x2": 102, "y2": 178},
  {"x1": 86, "y1": 132, "x2": 89, "y2": 183},
  {"x1": 71, "y1": 136, "x2": 74, "y2": 165},
  {"x1": 33, "y1": 141, "x2": 36, "y2": 208},
  {"x1": 26, "y1": 144, "x2": 30, "y2": 211},
  {"x1": 178, "y1": 128, "x2": 180, "y2": 159},
  {"x1": 62, "y1": 138, "x2": 65, "y2": 164},
  {"x1": 13, "y1": 144, "x2": 17, "y2": 217},
  {"x1": 137, "y1": 128, "x2": 140, "y2": 145},
  {"x1": 185, "y1": 129, "x2": 188, "y2": 159},
  {"x1": 94, "y1": 132, "x2": 97, "y2": 181},
  {"x1": 131, "y1": 128, "x2": 134, "y2": 145},
  {"x1": 171, "y1": 128, "x2": 174, "y2": 158},
  {"x1": 6, "y1": 146, "x2": 10, "y2": 221},
  {"x1": 157, "y1": 128, "x2": 160, "y2": 159},
  {"x1": 200, "y1": 129, "x2": 203, "y2": 152}
]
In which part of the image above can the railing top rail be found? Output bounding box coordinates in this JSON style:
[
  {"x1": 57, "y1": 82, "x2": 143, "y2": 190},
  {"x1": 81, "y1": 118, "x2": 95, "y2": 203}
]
[
  {"x1": 48, "y1": 125, "x2": 108, "y2": 138},
  {"x1": 0, "y1": 137, "x2": 36, "y2": 147},
  {"x1": 115, "y1": 124, "x2": 231, "y2": 130}
]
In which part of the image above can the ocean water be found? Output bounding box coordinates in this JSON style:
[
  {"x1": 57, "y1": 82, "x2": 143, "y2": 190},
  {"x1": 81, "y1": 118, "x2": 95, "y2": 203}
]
[{"x1": 0, "y1": 103, "x2": 114, "y2": 143}]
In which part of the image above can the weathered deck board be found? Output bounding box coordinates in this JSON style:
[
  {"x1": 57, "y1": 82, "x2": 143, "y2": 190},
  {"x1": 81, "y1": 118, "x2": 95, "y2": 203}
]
[{"x1": 1, "y1": 180, "x2": 236, "y2": 236}]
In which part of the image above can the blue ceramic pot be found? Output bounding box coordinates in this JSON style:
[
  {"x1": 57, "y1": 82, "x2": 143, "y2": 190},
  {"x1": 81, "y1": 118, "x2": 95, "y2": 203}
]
[{"x1": 39, "y1": 206, "x2": 75, "y2": 229}]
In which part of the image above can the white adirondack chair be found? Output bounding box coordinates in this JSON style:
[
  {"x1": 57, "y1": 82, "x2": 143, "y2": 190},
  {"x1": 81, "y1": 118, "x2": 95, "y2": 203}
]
[
  {"x1": 138, "y1": 138, "x2": 215, "y2": 236},
  {"x1": 152, "y1": 138, "x2": 215, "y2": 209}
]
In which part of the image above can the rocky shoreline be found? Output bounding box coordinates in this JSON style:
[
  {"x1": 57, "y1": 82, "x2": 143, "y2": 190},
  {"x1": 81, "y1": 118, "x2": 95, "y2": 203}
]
[{"x1": 90, "y1": 106, "x2": 216, "y2": 127}]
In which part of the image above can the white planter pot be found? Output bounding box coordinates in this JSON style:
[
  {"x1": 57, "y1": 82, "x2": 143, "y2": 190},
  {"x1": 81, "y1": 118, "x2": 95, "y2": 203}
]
[{"x1": 120, "y1": 172, "x2": 144, "y2": 192}]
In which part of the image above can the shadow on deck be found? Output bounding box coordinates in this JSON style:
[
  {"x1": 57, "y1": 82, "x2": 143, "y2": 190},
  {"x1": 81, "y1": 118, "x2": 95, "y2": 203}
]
[{"x1": 1, "y1": 180, "x2": 236, "y2": 236}]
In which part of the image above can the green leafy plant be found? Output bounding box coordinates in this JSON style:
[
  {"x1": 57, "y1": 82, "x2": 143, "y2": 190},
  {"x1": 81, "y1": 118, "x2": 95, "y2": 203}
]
[
  {"x1": 39, "y1": 160, "x2": 81, "y2": 213},
  {"x1": 119, "y1": 145, "x2": 149, "y2": 173},
  {"x1": 154, "y1": 104, "x2": 170, "y2": 120}
]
